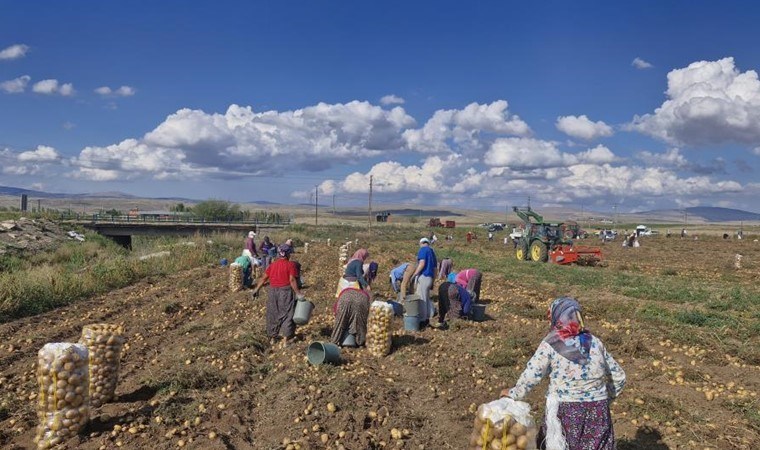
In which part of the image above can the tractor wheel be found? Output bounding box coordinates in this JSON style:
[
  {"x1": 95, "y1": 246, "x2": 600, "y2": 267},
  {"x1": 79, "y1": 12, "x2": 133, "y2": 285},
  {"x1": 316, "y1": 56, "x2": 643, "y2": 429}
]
[
  {"x1": 515, "y1": 242, "x2": 529, "y2": 261},
  {"x1": 564, "y1": 230, "x2": 575, "y2": 240},
  {"x1": 530, "y1": 241, "x2": 548, "y2": 262}
]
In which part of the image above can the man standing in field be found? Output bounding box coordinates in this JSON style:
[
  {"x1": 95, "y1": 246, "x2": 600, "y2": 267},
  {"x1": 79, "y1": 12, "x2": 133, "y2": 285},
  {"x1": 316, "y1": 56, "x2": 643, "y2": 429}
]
[
  {"x1": 413, "y1": 237, "x2": 437, "y2": 328},
  {"x1": 251, "y1": 244, "x2": 304, "y2": 346}
]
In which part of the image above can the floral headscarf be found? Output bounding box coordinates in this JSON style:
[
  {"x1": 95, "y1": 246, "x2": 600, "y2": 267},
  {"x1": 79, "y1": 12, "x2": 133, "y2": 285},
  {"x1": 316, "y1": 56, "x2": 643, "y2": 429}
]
[{"x1": 543, "y1": 297, "x2": 592, "y2": 365}]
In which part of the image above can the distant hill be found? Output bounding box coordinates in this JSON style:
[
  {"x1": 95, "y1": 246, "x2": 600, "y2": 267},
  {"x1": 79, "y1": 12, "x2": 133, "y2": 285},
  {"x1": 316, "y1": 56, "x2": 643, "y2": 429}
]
[
  {"x1": 636, "y1": 207, "x2": 760, "y2": 222},
  {"x1": 335, "y1": 208, "x2": 464, "y2": 217}
]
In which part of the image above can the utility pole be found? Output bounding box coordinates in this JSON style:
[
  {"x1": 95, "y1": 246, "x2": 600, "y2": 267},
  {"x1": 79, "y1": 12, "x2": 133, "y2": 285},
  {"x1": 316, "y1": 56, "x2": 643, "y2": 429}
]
[
  {"x1": 527, "y1": 195, "x2": 531, "y2": 209},
  {"x1": 612, "y1": 204, "x2": 618, "y2": 227},
  {"x1": 315, "y1": 185, "x2": 318, "y2": 226},
  {"x1": 368, "y1": 175, "x2": 373, "y2": 235}
]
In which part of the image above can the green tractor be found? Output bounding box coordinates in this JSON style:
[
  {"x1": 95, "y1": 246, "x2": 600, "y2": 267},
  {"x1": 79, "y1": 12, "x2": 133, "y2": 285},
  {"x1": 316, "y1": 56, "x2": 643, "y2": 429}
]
[{"x1": 513, "y1": 206, "x2": 567, "y2": 262}]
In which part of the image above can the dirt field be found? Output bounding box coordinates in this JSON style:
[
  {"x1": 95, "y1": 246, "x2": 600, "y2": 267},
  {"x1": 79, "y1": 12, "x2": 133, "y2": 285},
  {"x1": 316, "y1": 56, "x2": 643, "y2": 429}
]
[{"x1": 1, "y1": 228, "x2": 758, "y2": 449}]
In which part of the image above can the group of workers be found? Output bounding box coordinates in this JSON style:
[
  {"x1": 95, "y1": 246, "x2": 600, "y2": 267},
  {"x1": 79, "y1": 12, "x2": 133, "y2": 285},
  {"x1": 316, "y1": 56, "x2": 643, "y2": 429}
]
[{"x1": 237, "y1": 232, "x2": 625, "y2": 450}]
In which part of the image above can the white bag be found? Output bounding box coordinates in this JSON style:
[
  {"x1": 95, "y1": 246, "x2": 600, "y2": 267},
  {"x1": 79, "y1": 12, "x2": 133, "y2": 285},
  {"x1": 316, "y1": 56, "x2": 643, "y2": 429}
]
[{"x1": 469, "y1": 397, "x2": 537, "y2": 450}]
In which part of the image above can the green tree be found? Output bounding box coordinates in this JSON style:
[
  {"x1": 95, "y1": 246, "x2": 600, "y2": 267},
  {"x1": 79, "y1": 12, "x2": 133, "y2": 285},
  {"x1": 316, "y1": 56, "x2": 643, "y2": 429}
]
[
  {"x1": 170, "y1": 203, "x2": 186, "y2": 212},
  {"x1": 192, "y1": 200, "x2": 242, "y2": 221}
]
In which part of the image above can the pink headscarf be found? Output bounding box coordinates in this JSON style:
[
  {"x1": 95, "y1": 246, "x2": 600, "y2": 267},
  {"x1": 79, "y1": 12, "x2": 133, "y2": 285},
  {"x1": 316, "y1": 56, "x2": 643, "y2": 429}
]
[{"x1": 349, "y1": 248, "x2": 369, "y2": 263}]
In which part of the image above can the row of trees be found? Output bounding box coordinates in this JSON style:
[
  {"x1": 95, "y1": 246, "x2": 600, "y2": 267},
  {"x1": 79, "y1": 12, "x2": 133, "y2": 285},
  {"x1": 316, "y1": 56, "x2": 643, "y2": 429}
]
[{"x1": 172, "y1": 200, "x2": 286, "y2": 223}]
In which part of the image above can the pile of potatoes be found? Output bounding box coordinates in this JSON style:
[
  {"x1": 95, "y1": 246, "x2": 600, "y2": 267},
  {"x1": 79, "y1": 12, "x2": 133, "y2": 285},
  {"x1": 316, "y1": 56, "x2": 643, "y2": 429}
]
[
  {"x1": 34, "y1": 343, "x2": 90, "y2": 449},
  {"x1": 367, "y1": 301, "x2": 394, "y2": 357},
  {"x1": 469, "y1": 406, "x2": 537, "y2": 450},
  {"x1": 229, "y1": 263, "x2": 243, "y2": 292},
  {"x1": 79, "y1": 324, "x2": 126, "y2": 407}
]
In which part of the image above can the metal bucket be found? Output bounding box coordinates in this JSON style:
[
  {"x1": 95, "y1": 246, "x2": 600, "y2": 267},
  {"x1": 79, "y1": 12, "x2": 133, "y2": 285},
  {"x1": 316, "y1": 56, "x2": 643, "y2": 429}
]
[
  {"x1": 340, "y1": 332, "x2": 357, "y2": 347},
  {"x1": 403, "y1": 315, "x2": 421, "y2": 332},
  {"x1": 403, "y1": 294, "x2": 422, "y2": 317},
  {"x1": 471, "y1": 304, "x2": 487, "y2": 322},
  {"x1": 307, "y1": 341, "x2": 341, "y2": 365},
  {"x1": 293, "y1": 299, "x2": 314, "y2": 325}
]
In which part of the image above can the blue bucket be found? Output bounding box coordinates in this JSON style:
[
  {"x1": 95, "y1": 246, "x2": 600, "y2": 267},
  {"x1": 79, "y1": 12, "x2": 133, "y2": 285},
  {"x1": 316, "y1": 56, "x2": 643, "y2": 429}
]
[
  {"x1": 307, "y1": 342, "x2": 341, "y2": 365},
  {"x1": 220, "y1": 258, "x2": 228, "y2": 267},
  {"x1": 340, "y1": 332, "x2": 357, "y2": 347},
  {"x1": 403, "y1": 315, "x2": 420, "y2": 332}
]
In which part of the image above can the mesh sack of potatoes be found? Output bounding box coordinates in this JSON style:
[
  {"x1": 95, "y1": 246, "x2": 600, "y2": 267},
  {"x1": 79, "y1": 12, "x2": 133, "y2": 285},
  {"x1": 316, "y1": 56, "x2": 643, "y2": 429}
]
[
  {"x1": 34, "y1": 343, "x2": 90, "y2": 449},
  {"x1": 366, "y1": 301, "x2": 394, "y2": 357},
  {"x1": 229, "y1": 263, "x2": 243, "y2": 292},
  {"x1": 79, "y1": 324, "x2": 126, "y2": 407},
  {"x1": 468, "y1": 398, "x2": 537, "y2": 450}
]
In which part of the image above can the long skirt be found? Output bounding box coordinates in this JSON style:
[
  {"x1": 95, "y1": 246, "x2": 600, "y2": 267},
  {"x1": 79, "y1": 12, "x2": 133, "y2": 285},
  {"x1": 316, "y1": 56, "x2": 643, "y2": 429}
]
[
  {"x1": 330, "y1": 289, "x2": 370, "y2": 346},
  {"x1": 266, "y1": 286, "x2": 296, "y2": 339},
  {"x1": 537, "y1": 399, "x2": 614, "y2": 450}
]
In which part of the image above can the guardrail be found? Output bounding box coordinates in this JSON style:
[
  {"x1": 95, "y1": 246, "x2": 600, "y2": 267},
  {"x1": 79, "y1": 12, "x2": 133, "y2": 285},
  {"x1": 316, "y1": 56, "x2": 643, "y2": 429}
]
[{"x1": 59, "y1": 214, "x2": 292, "y2": 226}]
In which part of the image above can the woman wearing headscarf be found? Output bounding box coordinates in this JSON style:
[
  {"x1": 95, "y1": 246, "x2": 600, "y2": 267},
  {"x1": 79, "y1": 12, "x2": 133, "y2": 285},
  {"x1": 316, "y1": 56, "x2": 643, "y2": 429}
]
[
  {"x1": 335, "y1": 248, "x2": 370, "y2": 297},
  {"x1": 454, "y1": 268, "x2": 482, "y2": 302},
  {"x1": 259, "y1": 236, "x2": 276, "y2": 268},
  {"x1": 433, "y1": 281, "x2": 472, "y2": 328},
  {"x1": 501, "y1": 297, "x2": 626, "y2": 450},
  {"x1": 251, "y1": 244, "x2": 304, "y2": 346},
  {"x1": 330, "y1": 260, "x2": 379, "y2": 347},
  {"x1": 245, "y1": 231, "x2": 259, "y2": 257}
]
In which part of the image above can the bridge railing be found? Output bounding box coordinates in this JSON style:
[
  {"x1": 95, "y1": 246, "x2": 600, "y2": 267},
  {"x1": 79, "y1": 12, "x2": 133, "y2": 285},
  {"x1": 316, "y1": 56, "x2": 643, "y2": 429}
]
[{"x1": 58, "y1": 213, "x2": 291, "y2": 226}]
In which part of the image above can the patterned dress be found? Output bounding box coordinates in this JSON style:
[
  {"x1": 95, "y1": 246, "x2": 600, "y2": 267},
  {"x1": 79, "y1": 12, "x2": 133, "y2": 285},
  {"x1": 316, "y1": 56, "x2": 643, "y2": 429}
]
[
  {"x1": 509, "y1": 336, "x2": 626, "y2": 450},
  {"x1": 330, "y1": 289, "x2": 371, "y2": 346}
]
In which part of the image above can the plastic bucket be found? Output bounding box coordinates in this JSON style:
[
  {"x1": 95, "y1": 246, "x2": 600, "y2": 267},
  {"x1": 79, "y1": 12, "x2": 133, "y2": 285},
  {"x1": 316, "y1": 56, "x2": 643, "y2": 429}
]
[
  {"x1": 403, "y1": 315, "x2": 421, "y2": 332},
  {"x1": 340, "y1": 332, "x2": 357, "y2": 347},
  {"x1": 471, "y1": 304, "x2": 487, "y2": 322},
  {"x1": 293, "y1": 299, "x2": 314, "y2": 325},
  {"x1": 403, "y1": 294, "x2": 422, "y2": 317},
  {"x1": 307, "y1": 342, "x2": 341, "y2": 365}
]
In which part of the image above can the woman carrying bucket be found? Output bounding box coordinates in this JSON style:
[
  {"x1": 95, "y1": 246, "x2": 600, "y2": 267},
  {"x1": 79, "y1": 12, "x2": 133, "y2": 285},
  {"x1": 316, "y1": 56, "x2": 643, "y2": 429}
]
[
  {"x1": 500, "y1": 297, "x2": 626, "y2": 450},
  {"x1": 330, "y1": 261, "x2": 379, "y2": 347},
  {"x1": 251, "y1": 244, "x2": 304, "y2": 347}
]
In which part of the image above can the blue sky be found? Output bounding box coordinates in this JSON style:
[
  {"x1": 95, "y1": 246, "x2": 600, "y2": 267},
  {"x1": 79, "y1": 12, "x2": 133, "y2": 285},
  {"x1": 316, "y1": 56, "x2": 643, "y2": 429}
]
[{"x1": 1, "y1": 1, "x2": 759, "y2": 212}]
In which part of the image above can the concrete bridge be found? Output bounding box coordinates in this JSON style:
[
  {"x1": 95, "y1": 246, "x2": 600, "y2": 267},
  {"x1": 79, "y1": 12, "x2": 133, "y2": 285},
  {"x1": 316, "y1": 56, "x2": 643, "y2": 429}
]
[{"x1": 68, "y1": 219, "x2": 289, "y2": 249}]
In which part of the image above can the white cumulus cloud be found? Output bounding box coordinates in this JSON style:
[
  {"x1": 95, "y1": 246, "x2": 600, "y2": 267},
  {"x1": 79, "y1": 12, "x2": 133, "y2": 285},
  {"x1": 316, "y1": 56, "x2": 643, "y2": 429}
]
[
  {"x1": 0, "y1": 75, "x2": 31, "y2": 93},
  {"x1": 380, "y1": 94, "x2": 405, "y2": 105},
  {"x1": 0, "y1": 44, "x2": 29, "y2": 60},
  {"x1": 630, "y1": 57, "x2": 760, "y2": 146},
  {"x1": 32, "y1": 79, "x2": 75, "y2": 96},
  {"x1": 71, "y1": 101, "x2": 416, "y2": 179},
  {"x1": 17, "y1": 145, "x2": 59, "y2": 162},
  {"x1": 95, "y1": 85, "x2": 136, "y2": 97},
  {"x1": 632, "y1": 57, "x2": 653, "y2": 69},
  {"x1": 403, "y1": 100, "x2": 531, "y2": 155},
  {"x1": 556, "y1": 115, "x2": 613, "y2": 140}
]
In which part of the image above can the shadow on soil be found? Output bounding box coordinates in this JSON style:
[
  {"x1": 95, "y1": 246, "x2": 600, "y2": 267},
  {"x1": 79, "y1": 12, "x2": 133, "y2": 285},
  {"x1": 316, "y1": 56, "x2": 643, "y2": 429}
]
[
  {"x1": 116, "y1": 384, "x2": 159, "y2": 403},
  {"x1": 393, "y1": 335, "x2": 430, "y2": 349},
  {"x1": 617, "y1": 426, "x2": 670, "y2": 450}
]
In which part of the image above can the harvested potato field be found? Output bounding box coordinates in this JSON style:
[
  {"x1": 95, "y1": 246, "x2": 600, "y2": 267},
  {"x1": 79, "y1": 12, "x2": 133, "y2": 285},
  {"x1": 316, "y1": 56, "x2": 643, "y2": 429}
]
[{"x1": 0, "y1": 227, "x2": 758, "y2": 449}]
